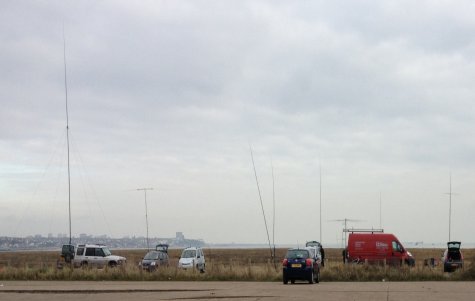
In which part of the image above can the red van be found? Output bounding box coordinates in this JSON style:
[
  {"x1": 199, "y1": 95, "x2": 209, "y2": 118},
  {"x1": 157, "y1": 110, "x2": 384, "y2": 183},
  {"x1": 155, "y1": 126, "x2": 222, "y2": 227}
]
[{"x1": 346, "y1": 232, "x2": 415, "y2": 266}]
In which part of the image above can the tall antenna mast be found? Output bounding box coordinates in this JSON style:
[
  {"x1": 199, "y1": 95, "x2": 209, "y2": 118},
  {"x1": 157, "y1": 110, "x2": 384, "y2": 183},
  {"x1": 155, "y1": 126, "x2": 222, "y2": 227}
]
[
  {"x1": 449, "y1": 174, "x2": 451, "y2": 241},
  {"x1": 444, "y1": 173, "x2": 457, "y2": 241},
  {"x1": 379, "y1": 192, "x2": 382, "y2": 229},
  {"x1": 319, "y1": 165, "x2": 322, "y2": 243},
  {"x1": 271, "y1": 158, "x2": 276, "y2": 263},
  {"x1": 63, "y1": 25, "x2": 72, "y2": 246},
  {"x1": 137, "y1": 187, "x2": 153, "y2": 250},
  {"x1": 249, "y1": 144, "x2": 273, "y2": 261}
]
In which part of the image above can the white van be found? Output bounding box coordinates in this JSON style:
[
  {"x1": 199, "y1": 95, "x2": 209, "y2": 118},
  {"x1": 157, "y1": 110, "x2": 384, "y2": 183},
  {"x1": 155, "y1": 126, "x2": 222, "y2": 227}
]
[{"x1": 178, "y1": 247, "x2": 205, "y2": 273}]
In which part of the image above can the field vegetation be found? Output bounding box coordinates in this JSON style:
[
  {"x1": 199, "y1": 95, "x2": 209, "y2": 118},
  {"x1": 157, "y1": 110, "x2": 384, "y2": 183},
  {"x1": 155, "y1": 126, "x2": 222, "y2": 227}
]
[{"x1": 0, "y1": 248, "x2": 474, "y2": 281}]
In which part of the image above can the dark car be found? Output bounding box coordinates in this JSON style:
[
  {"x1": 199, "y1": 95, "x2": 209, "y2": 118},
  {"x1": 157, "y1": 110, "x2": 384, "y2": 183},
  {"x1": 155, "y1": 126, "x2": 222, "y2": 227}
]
[
  {"x1": 140, "y1": 244, "x2": 169, "y2": 271},
  {"x1": 61, "y1": 244, "x2": 75, "y2": 263},
  {"x1": 57, "y1": 244, "x2": 75, "y2": 269},
  {"x1": 442, "y1": 241, "x2": 463, "y2": 272},
  {"x1": 283, "y1": 248, "x2": 320, "y2": 284}
]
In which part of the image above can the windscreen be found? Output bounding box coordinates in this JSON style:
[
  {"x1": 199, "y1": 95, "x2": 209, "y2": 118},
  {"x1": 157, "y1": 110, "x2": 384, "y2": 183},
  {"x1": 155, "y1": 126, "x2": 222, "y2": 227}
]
[
  {"x1": 102, "y1": 247, "x2": 112, "y2": 256},
  {"x1": 182, "y1": 249, "x2": 196, "y2": 258},
  {"x1": 286, "y1": 249, "x2": 309, "y2": 259}
]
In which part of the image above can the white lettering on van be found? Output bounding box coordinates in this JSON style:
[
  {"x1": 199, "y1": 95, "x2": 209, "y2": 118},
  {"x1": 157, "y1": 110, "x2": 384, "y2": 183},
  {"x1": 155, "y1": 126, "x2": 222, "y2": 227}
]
[
  {"x1": 355, "y1": 241, "x2": 365, "y2": 249},
  {"x1": 376, "y1": 241, "x2": 388, "y2": 249}
]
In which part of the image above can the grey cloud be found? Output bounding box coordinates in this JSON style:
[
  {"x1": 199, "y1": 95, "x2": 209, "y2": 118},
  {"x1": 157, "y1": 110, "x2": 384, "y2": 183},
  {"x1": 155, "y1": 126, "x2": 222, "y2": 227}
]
[{"x1": 1, "y1": 1, "x2": 474, "y2": 244}]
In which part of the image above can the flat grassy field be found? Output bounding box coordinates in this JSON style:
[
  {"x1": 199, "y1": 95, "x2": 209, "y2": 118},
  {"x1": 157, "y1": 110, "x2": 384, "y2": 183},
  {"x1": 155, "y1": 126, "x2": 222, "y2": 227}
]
[{"x1": 0, "y1": 248, "x2": 473, "y2": 281}]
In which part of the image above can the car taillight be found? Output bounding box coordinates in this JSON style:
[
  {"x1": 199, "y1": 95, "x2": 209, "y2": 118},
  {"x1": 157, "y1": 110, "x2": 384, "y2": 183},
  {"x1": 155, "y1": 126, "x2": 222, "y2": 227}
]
[
  {"x1": 306, "y1": 258, "x2": 312, "y2": 267},
  {"x1": 282, "y1": 259, "x2": 288, "y2": 266}
]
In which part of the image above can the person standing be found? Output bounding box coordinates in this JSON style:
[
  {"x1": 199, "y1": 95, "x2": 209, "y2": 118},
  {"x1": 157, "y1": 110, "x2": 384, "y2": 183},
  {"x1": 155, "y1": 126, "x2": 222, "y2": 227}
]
[{"x1": 320, "y1": 245, "x2": 325, "y2": 267}]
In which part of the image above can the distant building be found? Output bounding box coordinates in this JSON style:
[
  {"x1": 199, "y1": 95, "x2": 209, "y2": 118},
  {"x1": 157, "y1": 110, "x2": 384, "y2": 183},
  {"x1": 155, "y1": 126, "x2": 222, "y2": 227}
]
[
  {"x1": 176, "y1": 232, "x2": 185, "y2": 242},
  {"x1": 79, "y1": 233, "x2": 89, "y2": 239}
]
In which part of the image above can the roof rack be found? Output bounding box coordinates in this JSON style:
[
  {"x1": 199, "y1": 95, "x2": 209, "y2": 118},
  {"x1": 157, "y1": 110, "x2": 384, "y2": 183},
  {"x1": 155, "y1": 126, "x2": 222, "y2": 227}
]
[{"x1": 343, "y1": 228, "x2": 384, "y2": 233}]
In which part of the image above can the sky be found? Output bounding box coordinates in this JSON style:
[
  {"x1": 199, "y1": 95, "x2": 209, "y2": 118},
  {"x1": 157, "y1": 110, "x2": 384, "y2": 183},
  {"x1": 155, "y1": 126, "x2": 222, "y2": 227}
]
[{"x1": 1, "y1": 0, "x2": 475, "y2": 246}]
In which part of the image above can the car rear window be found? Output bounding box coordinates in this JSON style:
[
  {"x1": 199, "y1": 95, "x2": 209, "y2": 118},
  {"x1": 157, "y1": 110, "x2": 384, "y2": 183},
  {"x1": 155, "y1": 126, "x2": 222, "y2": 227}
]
[
  {"x1": 144, "y1": 251, "x2": 159, "y2": 260},
  {"x1": 448, "y1": 242, "x2": 461, "y2": 249},
  {"x1": 286, "y1": 250, "x2": 309, "y2": 259}
]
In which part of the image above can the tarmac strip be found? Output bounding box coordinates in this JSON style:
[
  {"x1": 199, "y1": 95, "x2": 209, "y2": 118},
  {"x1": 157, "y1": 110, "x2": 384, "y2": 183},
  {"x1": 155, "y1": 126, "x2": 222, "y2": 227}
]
[
  {"x1": 1, "y1": 281, "x2": 475, "y2": 301},
  {"x1": 0, "y1": 288, "x2": 212, "y2": 294}
]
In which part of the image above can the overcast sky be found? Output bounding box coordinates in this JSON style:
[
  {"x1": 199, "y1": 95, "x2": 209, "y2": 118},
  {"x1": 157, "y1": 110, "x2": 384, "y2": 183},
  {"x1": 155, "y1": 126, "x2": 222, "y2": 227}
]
[{"x1": 1, "y1": 0, "x2": 474, "y2": 246}]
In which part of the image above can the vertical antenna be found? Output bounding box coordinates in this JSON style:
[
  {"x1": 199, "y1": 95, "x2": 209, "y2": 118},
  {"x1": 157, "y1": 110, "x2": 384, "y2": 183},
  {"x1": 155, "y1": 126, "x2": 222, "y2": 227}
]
[
  {"x1": 449, "y1": 173, "x2": 452, "y2": 241},
  {"x1": 249, "y1": 144, "x2": 273, "y2": 261},
  {"x1": 63, "y1": 24, "x2": 72, "y2": 246},
  {"x1": 137, "y1": 188, "x2": 153, "y2": 250},
  {"x1": 319, "y1": 164, "x2": 322, "y2": 243},
  {"x1": 447, "y1": 173, "x2": 452, "y2": 242},
  {"x1": 379, "y1": 192, "x2": 382, "y2": 229},
  {"x1": 443, "y1": 172, "x2": 459, "y2": 242},
  {"x1": 444, "y1": 172, "x2": 459, "y2": 242},
  {"x1": 344, "y1": 218, "x2": 347, "y2": 250},
  {"x1": 271, "y1": 157, "x2": 276, "y2": 264}
]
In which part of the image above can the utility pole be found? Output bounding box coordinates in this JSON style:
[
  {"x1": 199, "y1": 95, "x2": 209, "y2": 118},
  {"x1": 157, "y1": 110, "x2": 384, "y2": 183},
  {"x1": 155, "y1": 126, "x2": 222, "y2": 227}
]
[{"x1": 137, "y1": 188, "x2": 153, "y2": 250}]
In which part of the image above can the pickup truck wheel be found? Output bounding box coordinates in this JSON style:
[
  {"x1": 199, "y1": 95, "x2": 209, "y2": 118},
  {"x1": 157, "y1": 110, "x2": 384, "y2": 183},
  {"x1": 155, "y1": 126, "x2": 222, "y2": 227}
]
[
  {"x1": 109, "y1": 261, "x2": 117, "y2": 268},
  {"x1": 81, "y1": 261, "x2": 88, "y2": 268}
]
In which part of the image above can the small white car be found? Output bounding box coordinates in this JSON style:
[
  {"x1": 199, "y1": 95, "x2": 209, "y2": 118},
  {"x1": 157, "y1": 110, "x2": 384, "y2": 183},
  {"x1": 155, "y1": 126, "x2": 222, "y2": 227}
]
[
  {"x1": 178, "y1": 247, "x2": 205, "y2": 273},
  {"x1": 72, "y1": 244, "x2": 126, "y2": 268}
]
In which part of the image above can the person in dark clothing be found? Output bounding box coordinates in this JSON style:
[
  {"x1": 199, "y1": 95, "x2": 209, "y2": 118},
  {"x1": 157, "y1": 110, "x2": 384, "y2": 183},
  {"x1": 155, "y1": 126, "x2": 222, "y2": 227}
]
[{"x1": 320, "y1": 245, "x2": 325, "y2": 267}]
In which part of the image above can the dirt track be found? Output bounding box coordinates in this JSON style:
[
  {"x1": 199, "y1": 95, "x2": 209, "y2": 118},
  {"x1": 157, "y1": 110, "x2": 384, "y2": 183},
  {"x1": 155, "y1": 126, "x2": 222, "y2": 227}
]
[{"x1": 1, "y1": 281, "x2": 475, "y2": 300}]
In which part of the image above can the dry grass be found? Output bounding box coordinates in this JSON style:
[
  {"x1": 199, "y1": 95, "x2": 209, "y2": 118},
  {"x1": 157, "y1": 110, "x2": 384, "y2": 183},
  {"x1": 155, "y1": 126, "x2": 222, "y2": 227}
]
[{"x1": 0, "y1": 248, "x2": 473, "y2": 281}]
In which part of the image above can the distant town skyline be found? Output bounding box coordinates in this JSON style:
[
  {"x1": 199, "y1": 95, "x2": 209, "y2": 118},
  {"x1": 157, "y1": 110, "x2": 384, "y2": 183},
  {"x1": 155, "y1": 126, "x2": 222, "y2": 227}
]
[
  {"x1": 0, "y1": 231, "x2": 206, "y2": 251},
  {"x1": 2, "y1": 232, "x2": 471, "y2": 251}
]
